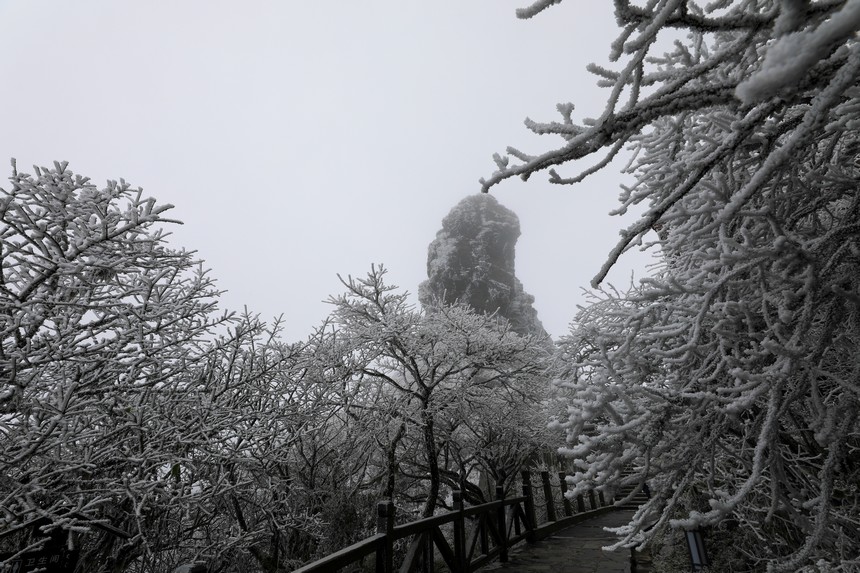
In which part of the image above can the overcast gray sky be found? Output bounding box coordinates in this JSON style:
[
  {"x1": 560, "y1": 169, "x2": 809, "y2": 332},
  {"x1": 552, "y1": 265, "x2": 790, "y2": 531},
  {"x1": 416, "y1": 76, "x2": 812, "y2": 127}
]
[{"x1": 1, "y1": 1, "x2": 654, "y2": 342}]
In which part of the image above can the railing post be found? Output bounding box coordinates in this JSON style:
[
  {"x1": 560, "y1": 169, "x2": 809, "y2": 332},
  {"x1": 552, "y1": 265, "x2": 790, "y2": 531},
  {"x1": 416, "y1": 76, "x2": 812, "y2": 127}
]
[
  {"x1": 496, "y1": 486, "x2": 509, "y2": 563},
  {"x1": 540, "y1": 471, "x2": 557, "y2": 522},
  {"x1": 558, "y1": 472, "x2": 573, "y2": 517},
  {"x1": 520, "y1": 471, "x2": 537, "y2": 542},
  {"x1": 480, "y1": 493, "x2": 490, "y2": 557},
  {"x1": 598, "y1": 491, "x2": 606, "y2": 507},
  {"x1": 576, "y1": 493, "x2": 586, "y2": 513},
  {"x1": 376, "y1": 501, "x2": 395, "y2": 573},
  {"x1": 453, "y1": 490, "x2": 466, "y2": 572},
  {"x1": 588, "y1": 490, "x2": 597, "y2": 510},
  {"x1": 423, "y1": 531, "x2": 433, "y2": 573}
]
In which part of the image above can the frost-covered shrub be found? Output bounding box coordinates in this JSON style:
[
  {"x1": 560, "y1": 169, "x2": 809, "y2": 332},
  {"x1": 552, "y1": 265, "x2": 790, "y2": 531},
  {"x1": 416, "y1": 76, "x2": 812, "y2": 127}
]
[
  {"x1": 0, "y1": 162, "x2": 235, "y2": 571},
  {"x1": 0, "y1": 164, "x2": 355, "y2": 573}
]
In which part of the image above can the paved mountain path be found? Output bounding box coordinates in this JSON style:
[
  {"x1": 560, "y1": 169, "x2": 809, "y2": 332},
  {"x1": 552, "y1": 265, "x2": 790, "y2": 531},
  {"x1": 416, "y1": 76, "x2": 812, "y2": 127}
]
[{"x1": 481, "y1": 511, "x2": 637, "y2": 573}]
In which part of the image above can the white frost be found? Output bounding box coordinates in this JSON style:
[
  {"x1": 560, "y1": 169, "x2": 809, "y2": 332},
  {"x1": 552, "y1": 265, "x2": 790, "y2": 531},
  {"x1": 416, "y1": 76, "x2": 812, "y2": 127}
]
[{"x1": 736, "y1": 0, "x2": 860, "y2": 103}]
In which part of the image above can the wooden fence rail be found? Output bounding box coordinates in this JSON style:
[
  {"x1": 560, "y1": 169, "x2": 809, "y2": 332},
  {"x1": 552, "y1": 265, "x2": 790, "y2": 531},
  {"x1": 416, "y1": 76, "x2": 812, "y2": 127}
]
[{"x1": 292, "y1": 470, "x2": 616, "y2": 573}]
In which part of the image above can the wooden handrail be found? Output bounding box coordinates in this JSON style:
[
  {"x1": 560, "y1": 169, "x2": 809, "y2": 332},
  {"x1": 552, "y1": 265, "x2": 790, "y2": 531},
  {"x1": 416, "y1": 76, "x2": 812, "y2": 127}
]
[
  {"x1": 291, "y1": 534, "x2": 384, "y2": 573},
  {"x1": 292, "y1": 471, "x2": 617, "y2": 573},
  {"x1": 461, "y1": 496, "x2": 525, "y2": 518},
  {"x1": 392, "y1": 513, "x2": 458, "y2": 539}
]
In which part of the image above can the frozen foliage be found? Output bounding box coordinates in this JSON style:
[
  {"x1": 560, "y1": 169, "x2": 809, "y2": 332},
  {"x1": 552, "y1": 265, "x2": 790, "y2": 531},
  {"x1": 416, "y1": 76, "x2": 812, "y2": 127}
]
[
  {"x1": 737, "y1": 0, "x2": 860, "y2": 103},
  {"x1": 327, "y1": 265, "x2": 552, "y2": 517},
  {"x1": 0, "y1": 162, "x2": 231, "y2": 569},
  {"x1": 0, "y1": 165, "x2": 552, "y2": 572},
  {"x1": 419, "y1": 194, "x2": 545, "y2": 336},
  {"x1": 0, "y1": 164, "x2": 363, "y2": 572},
  {"x1": 486, "y1": 1, "x2": 860, "y2": 570}
]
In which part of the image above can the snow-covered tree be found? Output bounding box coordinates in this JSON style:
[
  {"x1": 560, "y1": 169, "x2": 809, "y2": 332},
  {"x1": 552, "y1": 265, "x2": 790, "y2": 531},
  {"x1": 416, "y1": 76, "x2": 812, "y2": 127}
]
[
  {"x1": 327, "y1": 265, "x2": 550, "y2": 517},
  {"x1": 0, "y1": 163, "x2": 349, "y2": 573},
  {"x1": 0, "y1": 161, "x2": 235, "y2": 569},
  {"x1": 483, "y1": 1, "x2": 860, "y2": 570}
]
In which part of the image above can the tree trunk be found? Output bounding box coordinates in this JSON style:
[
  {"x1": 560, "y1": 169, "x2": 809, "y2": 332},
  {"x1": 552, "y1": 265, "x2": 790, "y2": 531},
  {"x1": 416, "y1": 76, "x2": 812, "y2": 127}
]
[
  {"x1": 421, "y1": 408, "x2": 440, "y2": 518},
  {"x1": 384, "y1": 422, "x2": 407, "y2": 499}
]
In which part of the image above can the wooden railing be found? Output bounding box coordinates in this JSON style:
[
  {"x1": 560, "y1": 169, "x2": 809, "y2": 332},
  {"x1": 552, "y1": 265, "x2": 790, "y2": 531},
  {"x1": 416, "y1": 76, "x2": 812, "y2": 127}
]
[{"x1": 293, "y1": 470, "x2": 616, "y2": 573}]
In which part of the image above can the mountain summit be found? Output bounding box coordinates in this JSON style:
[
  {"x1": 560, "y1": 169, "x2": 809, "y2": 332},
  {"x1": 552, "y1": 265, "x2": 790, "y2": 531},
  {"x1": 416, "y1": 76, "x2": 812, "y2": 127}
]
[{"x1": 419, "y1": 194, "x2": 544, "y2": 336}]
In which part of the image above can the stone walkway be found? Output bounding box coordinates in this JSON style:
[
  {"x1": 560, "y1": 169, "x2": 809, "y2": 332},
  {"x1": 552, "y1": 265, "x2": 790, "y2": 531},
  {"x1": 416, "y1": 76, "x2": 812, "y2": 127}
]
[{"x1": 481, "y1": 511, "x2": 635, "y2": 573}]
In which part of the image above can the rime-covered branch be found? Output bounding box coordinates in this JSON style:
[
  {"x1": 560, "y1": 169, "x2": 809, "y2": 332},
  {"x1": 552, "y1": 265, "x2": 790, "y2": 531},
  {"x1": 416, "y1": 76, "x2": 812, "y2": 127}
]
[{"x1": 498, "y1": 0, "x2": 860, "y2": 568}]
